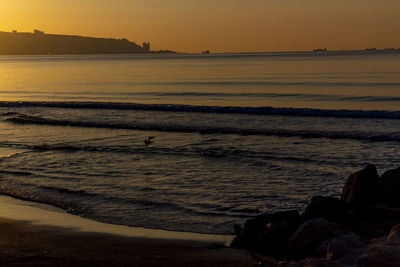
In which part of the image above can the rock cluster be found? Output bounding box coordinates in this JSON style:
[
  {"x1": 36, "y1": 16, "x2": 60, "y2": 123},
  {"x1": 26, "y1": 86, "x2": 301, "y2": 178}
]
[{"x1": 231, "y1": 165, "x2": 400, "y2": 265}]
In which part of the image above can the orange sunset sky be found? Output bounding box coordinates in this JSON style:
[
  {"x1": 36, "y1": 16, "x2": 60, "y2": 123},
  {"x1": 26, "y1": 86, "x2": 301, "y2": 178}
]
[{"x1": 1, "y1": 0, "x2": 399, "y2": 53}]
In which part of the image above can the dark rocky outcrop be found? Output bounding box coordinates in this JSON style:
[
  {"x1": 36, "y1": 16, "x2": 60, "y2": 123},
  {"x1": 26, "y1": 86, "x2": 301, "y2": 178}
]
[
  {"x1": 302, "y1": 196, "x2": 350, "y2": 223},
  {"x1": 289, "y1": 258, "x2": 346, "y2": 267},
  {"x1": 325, "y1": 232, "x2": 366, "y2": 261},
  {"x1": 231, "y1": 210, "x2": 301, "y2": 258},
  {"x1": 341, "y1": 164, "x2": 380, "y2": 204},
  {"x1": 381, "y1": 166, "x2": 400, "y2": 204},
  {"x1": 387, "y1": 223, "x2": 400, "y2": 243},
  {"x1": 286, "y1": 218, "x2": 348, "y2": 260},
  {"x1": 231, "y1": 165, "x2": 400, "y2": 265},
  {"x1": 287, "y1": 224, "x2": 400, "y2": 266},
  {"x1": 355, "y1": 224, "x2": 400, "y2": 267}
]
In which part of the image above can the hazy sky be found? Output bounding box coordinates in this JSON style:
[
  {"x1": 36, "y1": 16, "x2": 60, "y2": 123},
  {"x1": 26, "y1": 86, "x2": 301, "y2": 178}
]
[{"x1": 1, "y1": 0, "x2": 399, "y2": 52}]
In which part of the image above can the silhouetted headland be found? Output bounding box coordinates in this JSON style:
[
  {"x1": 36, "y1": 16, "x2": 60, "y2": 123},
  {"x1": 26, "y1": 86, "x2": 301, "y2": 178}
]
[{"x1": 0, "y1": 30, "x2": 154, "y2": 55}]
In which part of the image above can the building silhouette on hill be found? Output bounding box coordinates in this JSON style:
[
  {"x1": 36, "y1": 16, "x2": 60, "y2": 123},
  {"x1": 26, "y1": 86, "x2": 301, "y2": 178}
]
[
  {"x1": 142, "y1": 42, "x2": 150, "y2": 53},
  {"x1": 0, "y1": 30, "x2": 150, "y2": 55}
]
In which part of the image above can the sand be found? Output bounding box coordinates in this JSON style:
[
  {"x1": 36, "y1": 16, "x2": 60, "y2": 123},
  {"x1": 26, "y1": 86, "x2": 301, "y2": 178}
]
[{"x1": 0, "y1": 195, "x2": 255, "y2": 266}]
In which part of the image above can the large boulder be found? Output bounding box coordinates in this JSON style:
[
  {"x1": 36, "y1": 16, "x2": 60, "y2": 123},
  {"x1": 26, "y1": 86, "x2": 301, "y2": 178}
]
[
  {"x1": 381, "y1": 166, "x2": 400, "y2": 204},
  {"x1": 302, "y1": 196, "x2": 350, "y2": 223},
  {"x1": 287, "y1": 218, "x2": 348, "y2": 260},
  {"x1": 231, "y1": 210, "x2": 301, "y2": 258},
  {"x1": 303, "y1": 195, "x2": 395, "y2": 239},
  {"x1": 254, "y1": 218, "x2": 300, "y2": 258},
  {"x1": 325, "y1": 232, "x2": 366, "y2": 261},
  {"x1": 288, "y1": 258, "x2": 346, "y2": 267},
  {"x1": 351, "y1": 205, "x2": 400, "y2": 238},
  {"x1": 355, "y1": 240, "x2": 400, "y2": 266},
  {"x1": 241, "y1": 210, "x2": 301, "y2": 239},
  {"x1": 341, "y1": 224, "x2": 400, "y2": 266},
  {"x1": 387, "y1": 223, "x2": 400, "y2": 243},
  {"x1": 341, "y1": 164, "x2": 380, "y2": 205},
  {"x1": 344, "y1": 217, "x2": 388, "y2": 240}
]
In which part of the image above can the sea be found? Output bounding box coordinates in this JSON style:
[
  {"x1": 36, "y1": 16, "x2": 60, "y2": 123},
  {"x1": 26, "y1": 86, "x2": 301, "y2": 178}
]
[{"x1": 0, "y1": 52, "x2": 399, "y2": 234}]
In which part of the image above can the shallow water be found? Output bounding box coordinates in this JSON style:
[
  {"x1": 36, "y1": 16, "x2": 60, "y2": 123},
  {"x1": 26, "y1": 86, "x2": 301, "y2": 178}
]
[{"x1": 0, "y1": 52, "x2": 399, "y2": 234}]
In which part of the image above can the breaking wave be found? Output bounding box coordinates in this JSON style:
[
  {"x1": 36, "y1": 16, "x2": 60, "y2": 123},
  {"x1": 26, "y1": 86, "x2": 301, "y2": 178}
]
[
  {"x1": 1, "y1": 101, "x2": 400, "y2": 119},
  {"x1": 2, "y1": 112, "x2": 399, "y2": 142}
]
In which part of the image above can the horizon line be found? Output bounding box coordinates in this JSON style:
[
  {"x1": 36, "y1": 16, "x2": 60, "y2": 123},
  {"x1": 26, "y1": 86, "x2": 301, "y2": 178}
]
[{"x1": 1, "y1": 29, "x2": 400, "y2": 55}]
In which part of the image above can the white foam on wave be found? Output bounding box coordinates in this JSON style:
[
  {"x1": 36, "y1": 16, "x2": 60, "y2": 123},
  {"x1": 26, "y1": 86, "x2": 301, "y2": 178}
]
[{"x1": 0, "y1": 147, "x2": 26, "y2": 158}]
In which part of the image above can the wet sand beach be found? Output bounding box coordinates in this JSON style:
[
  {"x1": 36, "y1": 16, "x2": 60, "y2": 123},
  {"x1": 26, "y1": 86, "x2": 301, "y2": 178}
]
[{"x1": 0, "y1": 196, "x2": 254, "y2": 266}]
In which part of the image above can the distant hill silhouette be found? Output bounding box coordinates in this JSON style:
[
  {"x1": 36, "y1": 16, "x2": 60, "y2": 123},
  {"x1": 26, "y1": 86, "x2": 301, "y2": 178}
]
[{"x1": 0, "y1": 30, "x2": 150, "y2": 55}]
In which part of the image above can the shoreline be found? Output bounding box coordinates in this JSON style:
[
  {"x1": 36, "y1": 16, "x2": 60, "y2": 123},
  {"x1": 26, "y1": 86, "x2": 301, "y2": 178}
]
[
  {"x1": 0, "y1": 194, "x2": 231, "y2": 244},
  {"x1": 0, "y1": 194, "x2": 254, "y2": 266}
]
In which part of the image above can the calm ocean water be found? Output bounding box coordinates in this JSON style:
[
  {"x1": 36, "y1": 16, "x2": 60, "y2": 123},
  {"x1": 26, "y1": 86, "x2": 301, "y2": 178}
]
[{"x1": 0, "y1": 52, "x2": 399, "y2": 234}]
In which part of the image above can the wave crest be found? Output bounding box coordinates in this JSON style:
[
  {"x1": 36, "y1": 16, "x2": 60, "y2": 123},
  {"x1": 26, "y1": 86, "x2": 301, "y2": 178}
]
[
  {"x1": 2, "y1": 112, "x2": 400, "y2": 142},
  {"x1": 1, "y1": 101, "x2": 400, "y2": 119}
]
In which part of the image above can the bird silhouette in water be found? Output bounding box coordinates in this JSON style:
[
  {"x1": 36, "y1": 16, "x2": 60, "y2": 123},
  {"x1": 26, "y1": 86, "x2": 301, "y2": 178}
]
[{"x1": 144, "y1": 136, "x2": 156, "y2": 147}]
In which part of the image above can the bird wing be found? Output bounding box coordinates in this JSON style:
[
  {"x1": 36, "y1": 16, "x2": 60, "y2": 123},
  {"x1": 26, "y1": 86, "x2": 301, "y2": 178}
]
[{"x1": 148, "y1": 136, "x2": 156, "y2": 140}]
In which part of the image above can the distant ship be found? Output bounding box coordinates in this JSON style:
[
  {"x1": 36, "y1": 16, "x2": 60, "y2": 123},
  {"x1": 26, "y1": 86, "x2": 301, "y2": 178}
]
[
  {"x1": 202, "y1": 50, "x2": 210, "y2": 54},
  {"x1": 313, "y1": 48, "x2": 327, "y2": 52}
]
